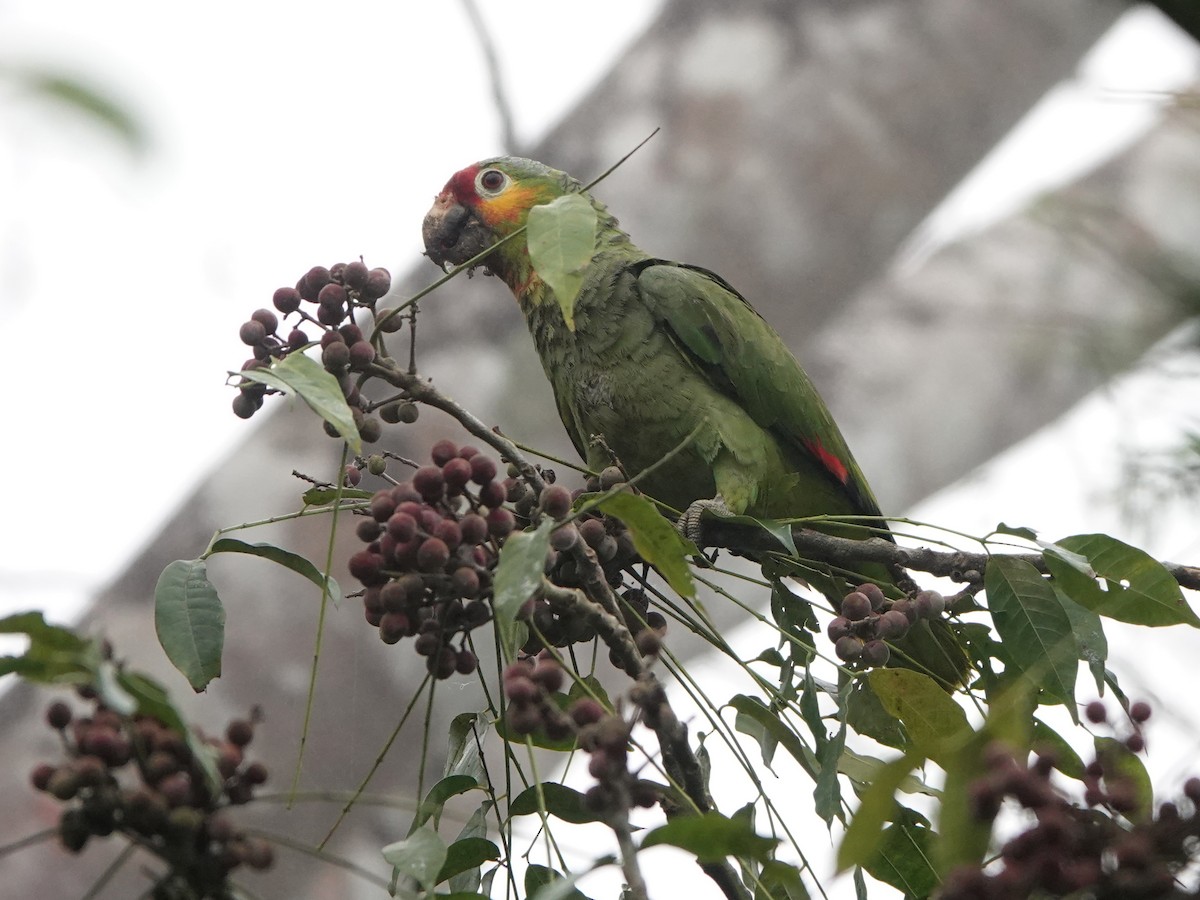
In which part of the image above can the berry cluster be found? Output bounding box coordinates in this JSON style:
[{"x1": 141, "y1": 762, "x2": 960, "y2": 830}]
[
  {"x1": 30, "y1": 690, "x2": 272, "y2": 899},
  {"x1": 940, "y1": 701, "x2": 1200, "y2": 899},
  {"x1": 525, "y1": 477, "x2": 643, "y2": 656},
  {"x1": 351, "y1": 439, "x2": 510, "y2": 678},
  {"x1": 231, "y1": 262, "x2": 393, "y2": 436},
  {"x1": 501, "y1": 656, "x2": 573, "y2": 740},
  {"x1": 501, "y1": 658, "x2": 658, "y2": 817},
  {"x1": 826, "y1": 584, "x2": 945, "y2": 668}
]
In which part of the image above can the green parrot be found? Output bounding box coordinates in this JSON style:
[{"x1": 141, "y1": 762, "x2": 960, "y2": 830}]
[
  {"x1": 422, "y1": 157, "x2": 967, "y2": 686},
  {"x1": 422, "y1": 157, "x2": 883, "y2": 538}
]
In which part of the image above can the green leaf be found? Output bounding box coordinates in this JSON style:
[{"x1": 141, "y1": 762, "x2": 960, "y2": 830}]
[
  {"x1": 95, "y1": 660, "x2": 136, "y2": 715},
  {"x1": 1096, "y1": 736, "x2": 1153, "y2": 822},
  {"x1": 526, "y1": 864, "x2": 593, "y2": 900},
  {"x1": 836, "y1": 752, "x2": 921, "y2": 872},
  {"x1": 641, "y1": 811, "x2": 777, "y2": 863},
  {"x1": 154, "y1": 559, "x2": 224, "y2": 691},
  {"x1": 866, "y1": 806, "x2": 938, "y2": 898},
  {"x1": 721, "y1": 511, "x2": 798, "y2": 556},
  {"x1": 845, "y1": 678, "x2": 908, "y2": 751},
  {"x1": 0, "y1": 611, "x2": 91, "y2": 682},
  {"x1": 985, "y1": 556, "x2": 1077, "y2": 710},
  {"x1": 814, "y1": 715, "x2": 847, "y2": 826},
  {"x1": 510, "y1": 782, "x2": 601, "y2": 824},
  {"x1": 1047, "y1": 533, "x2": 1199, "y2": 627},
  {"x1": 492, "y1": 519, "x2": 553, "y2": 660},
  {"x1": 1030, "y1": 718, "x2": 1086, "y2": 781},
  {"x1": 729, "y1": 694, "x2": 814, "y2": 777},
  {"x1": 992, "y1": 522, "x2": 1039, "y2": 542},
  {"x1": 754, "y1": 860, "x2": 810, "y2": 900},
  {"x1": 435, "y1": 837, "x2": 500, "y2": 886},
  {"x1": 1056, "y1": 587, "x2": 1108, "y2": 695},
  {"x1": 382, "y1": 825, "x2": 446, "y2": 895},
  {"x1": 866, "y1": 669, "x2": 970, "y2": 766},
  {"x1": 526, "y1": 194, "x2": 597, "y2": 330},
  {"x1": 594, "y1": 491, "x2": 696, "y2": 598},
  {"x1": 444, "y1": 712, "x2": 488, "y2": 782},
  {"x1": 447, "y1": 802, "x2": 493, "y2": 894},
  {"x1": 838, "y1": 748, "x2": 938, "y2": 798},
  {"x1": 411, "y1": 775, "x2": 480, "y2": 833},
  {"x1": 9, "y1": 66, "x2": 148, "y2": 155},
  {"x1": 208, "y1": 538, "x2": 343, "y2": 606},
  {"x1": 238, "y1": 351, "x2": 361, "y2": 453}
]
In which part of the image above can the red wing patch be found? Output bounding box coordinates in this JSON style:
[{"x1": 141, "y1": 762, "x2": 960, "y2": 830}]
[{"x1": 803, "y1": 438, "x2": 849, "y2": 485}]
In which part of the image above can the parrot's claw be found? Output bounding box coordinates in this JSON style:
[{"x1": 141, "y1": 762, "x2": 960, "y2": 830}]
[{"x1": 678, "y1": 497, "x2": 733, "y2": 547}]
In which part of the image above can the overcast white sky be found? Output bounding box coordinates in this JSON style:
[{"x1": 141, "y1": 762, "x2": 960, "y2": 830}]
[{"x1": 2, "y1": 3, "x2": 1200, "y2": 897}]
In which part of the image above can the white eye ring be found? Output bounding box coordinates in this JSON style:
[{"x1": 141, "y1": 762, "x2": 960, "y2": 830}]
[{"x1": 476, "y1": 169, "x2": 508, "y2": 194}]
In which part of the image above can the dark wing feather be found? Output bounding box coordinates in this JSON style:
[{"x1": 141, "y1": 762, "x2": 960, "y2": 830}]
[{"x1": 630, "y1": 259, "x2": 883, "y2": 520}]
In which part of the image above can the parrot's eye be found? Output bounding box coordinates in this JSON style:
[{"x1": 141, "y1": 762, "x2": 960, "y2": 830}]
[{"x1": 477, "y1": 169, "x2": 507, "y2": 194}]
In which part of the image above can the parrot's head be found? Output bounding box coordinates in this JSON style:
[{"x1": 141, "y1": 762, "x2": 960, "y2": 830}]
[{"x1": 422, "y1": 157, "x2": 583, "y2": 286}]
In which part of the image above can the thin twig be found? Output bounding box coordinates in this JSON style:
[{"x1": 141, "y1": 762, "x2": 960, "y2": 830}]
[
  {"x1": 364, "y1": 359, "x2": 546, "y2": 493},
  {"x1": 460, "y1": 0, "x2": 519, "y2": 155},
  {"x1": 699, "y1": 520, "x2": 1200, "y2": 592}
]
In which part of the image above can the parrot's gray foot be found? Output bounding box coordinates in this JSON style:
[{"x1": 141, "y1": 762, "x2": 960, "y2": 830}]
[{"x1": 678, "y1": 497, "x2": 733, "y2": 547}]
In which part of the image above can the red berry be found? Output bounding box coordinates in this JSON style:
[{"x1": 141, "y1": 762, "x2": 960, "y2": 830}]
[
  {"x1": 387, "y1": 512, "x2": 417, "y2": 542},
  {"x1": 487, "y1": 508, "x2": 515, "y2": 538},
  {"x1": 379, "y1": 612, "x2": 410, "y2": 644},
  {"x1": 343, "y1": 260, "x2": 369, "y2": 290},
  {"x1": 348, "y1": 550, "x2": 386, "y2": 585},
  {"x1": 442, "y1": 457, "x2": 473, "y2": 491},
  {"x1": 362, "y1": 267, "x2": 391, "y2": 301},
  {"x1": 478, "y1": 480, "x2": 506, "y2": 508},
  {"x1": 46, "y1": 701, "x2": 72, "y2": 730},
  {"x1": 226, "y1": 719, "x2": 254, "y2": 747},
  {"x1": 251, "y1": 308, "x2": 278, "y2": 333},
  {"x1": 826, "y1": 616, "x2": 852, "y2": 642},
  {"x1": 413, "y1": 466, "x2": 445, "y2": 501},
  {"x1": 430, "y1": 439, "x2": 458, "y2": 466},
  {"x1": 30, "y1": 763, "x2": 56, "y2": 791},
  {"x1": 531, "y1": 660, "x2": 564, "y2": 693},
  {"x1": 469, "y1": 455, "x2": 497, "y2": 485},
  {"x1": 348, "y1": 340, "x2": 376, "y2": 370},
  {"x1": 416, "y1": 538, "x2": 450, "y2": 572},
  {"x1": 540, "y1": 485, "x2": 572, "y2": 519},
  {"x1": 834, "y1": 636, "x2": 864, "y2": 661},
  {"x1": 322, "y1": 342, "x2": 350, "y2": 370},
  {"x1": 239, "y1": 320, "x2": 266, "y2": 346},
  {"x1": 841, "y1": 591, "x2": 872, "y2": 621},
  {"x1": 459, "y1": 513, "x2": 488, "y2": 545},
  {"x1": 317, "y1": 283, "x2": 348, "y2": 307},
  {"x1": 273, "y1": 286, "x2": 302, "y2": 313},
  {"x1": 299, "y1": 265, "x2": 332, "y2": 301},
  {"x1": 433, "y1": 518, "x2": 462, "y2": 549},
  {"x1": 451, "y1": 567, "x2": 480, "y2": 598}
]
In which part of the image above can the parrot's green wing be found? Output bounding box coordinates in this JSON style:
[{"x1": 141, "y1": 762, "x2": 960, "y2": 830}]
[{"x1": 630, "y1": 260, "x2": 885, "y2": 523}]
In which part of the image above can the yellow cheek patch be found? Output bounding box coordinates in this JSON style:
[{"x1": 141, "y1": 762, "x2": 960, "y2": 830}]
[{"x1": 478, "y1": 183, "x2": 547, "y2": 227}]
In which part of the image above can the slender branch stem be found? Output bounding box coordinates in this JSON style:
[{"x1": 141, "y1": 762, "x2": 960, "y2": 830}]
[
  {"x1": 364, "y1": 360, "x2": 546, "y2": 493},
  {"x1": 699, "y1": 521, "x2": 1200, "y2": 592}
]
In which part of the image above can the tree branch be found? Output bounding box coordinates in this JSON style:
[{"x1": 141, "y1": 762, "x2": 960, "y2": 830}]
[
  {"x1": 366, "y1": 359, "x2": 546, "y2": 493},
  {"x1": 699, "y1": 520, "x2": 1200, "y2": 592}
]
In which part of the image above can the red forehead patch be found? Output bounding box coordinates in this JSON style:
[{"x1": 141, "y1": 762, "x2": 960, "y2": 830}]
[{"x1": 446, "y1": 164, "x2": 481, "y2": 203}]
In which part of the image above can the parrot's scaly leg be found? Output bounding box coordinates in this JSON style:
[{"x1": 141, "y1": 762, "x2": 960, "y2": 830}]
[{"x1": 678, "y1": 496, "x2": 733, "y2": 547}]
